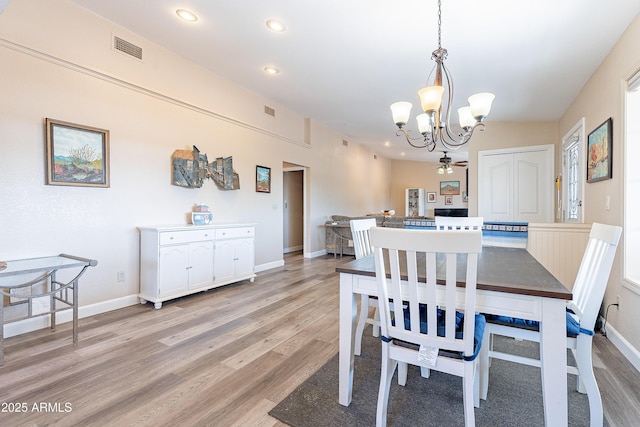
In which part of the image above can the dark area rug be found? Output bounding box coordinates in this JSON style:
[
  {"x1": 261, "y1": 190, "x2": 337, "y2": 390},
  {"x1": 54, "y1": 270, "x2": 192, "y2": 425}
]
[{"x1": 270, "y1": 332, "x2": 601, "y2": 426}]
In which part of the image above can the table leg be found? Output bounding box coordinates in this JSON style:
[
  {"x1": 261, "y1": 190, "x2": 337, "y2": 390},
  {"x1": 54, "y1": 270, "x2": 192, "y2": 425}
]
[
  {"x1": 73, "y1": 279, "x2": 78, "y2": 345},
  {"x1": 50, "y1": 272, "x2": 56, "y2": 332},
  {"x1": 339, "y1": 272, "x2": 357, "y2": 406},
  {"x1": 539, "y1": 297, "x2": 568, "y2": 426}
]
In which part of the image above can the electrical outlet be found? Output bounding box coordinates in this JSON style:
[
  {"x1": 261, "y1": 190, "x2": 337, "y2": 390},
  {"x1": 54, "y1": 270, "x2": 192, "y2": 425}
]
[
  {"x1": 117, "y1": 271, "x2": 125, "y2": 282},
  {"x1": 616, "y1": 294, "x2": 621, "y2": 310}
]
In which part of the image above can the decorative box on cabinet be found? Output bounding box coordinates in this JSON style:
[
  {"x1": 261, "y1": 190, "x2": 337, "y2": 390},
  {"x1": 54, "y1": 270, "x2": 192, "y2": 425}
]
[{"x1": 139, "y1": 224, "x2": 256, "y2": 309}]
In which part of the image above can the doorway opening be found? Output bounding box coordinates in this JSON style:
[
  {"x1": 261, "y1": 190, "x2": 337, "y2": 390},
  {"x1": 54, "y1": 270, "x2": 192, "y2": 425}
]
[{"x1": 283, "y1": 162, "x2": 307, "y2": 256}]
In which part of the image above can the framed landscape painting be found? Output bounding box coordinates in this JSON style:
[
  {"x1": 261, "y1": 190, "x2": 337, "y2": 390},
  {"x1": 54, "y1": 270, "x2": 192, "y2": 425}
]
[
  {"x1": 587, "y1": 117, "x2": 612, "y2": 183},
  {"x1": 256, "y1": 165, "x2": 271, "y2": 193},
  {"x1": 440, "y1": 180, "x2": 460, "y2": 195},
  {"x1": 45, "y1": 118, "x2": 110, "y2": 187}
]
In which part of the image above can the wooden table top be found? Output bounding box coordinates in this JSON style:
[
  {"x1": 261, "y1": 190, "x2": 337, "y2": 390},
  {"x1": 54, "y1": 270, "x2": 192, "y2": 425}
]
[{"x1": 336, "y1": 246, "x2": 572, "y2": 300}]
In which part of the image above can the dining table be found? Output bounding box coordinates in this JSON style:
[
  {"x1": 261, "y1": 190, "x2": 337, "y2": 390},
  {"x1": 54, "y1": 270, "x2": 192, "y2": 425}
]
[{"x1": 336, "y1": 245, "x2": 573, "y2": 426}]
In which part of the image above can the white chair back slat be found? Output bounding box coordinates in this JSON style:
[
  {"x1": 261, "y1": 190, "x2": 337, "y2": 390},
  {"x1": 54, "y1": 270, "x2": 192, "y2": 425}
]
[
  {"x1": 435, "y1": 216, "x2": 484, "y2": 231},
  {"x1": 425, "y1": 251, "x2": 438, "y2": 340},
  {"x1": 350, "y1": 218, "x2": 377, "y2": 259}
]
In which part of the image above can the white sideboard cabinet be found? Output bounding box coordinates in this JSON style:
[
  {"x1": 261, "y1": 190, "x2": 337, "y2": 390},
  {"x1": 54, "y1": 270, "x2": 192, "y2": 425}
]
[{"x1": 139, "y1": 224, "x2": 256, "y2": 309}]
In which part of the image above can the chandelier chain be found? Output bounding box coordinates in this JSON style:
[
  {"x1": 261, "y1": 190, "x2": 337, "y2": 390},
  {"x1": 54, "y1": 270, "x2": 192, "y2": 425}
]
[{"x1": 437, "y1": 0, "x2": 442, "y2": 49}]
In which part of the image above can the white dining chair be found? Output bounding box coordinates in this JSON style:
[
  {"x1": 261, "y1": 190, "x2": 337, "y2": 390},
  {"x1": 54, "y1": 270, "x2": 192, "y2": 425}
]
[
  {"x1": 371, "y1": 227, "x2": 485, "y2": 427},
  {"x1": 435, "y1": 216, "x2": 484, "y2": 230},
  {"x1": 478, "y1": 222, "x2": 622, "y2": 427},
  {"x1": 350, "y1": 218, "x2": 380, "y2": 356}
]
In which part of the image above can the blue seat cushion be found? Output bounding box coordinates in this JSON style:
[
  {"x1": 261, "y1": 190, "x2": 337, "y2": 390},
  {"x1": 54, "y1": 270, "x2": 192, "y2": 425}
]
[
  {"x1": 395, "y1": 305, "x2": 486, "y2": 361},
  {"x1": 485, "y1": 308, "x2": 594, "y2": 337}
]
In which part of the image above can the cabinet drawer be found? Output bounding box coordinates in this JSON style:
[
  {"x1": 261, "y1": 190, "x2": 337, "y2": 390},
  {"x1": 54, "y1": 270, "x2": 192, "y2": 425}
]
[
  {"x1": 159, "y1": 229, "x2": 214, "y2": 245},
  {"x1": 215, "y1": 227, "x2": 254, "y2": 240}
]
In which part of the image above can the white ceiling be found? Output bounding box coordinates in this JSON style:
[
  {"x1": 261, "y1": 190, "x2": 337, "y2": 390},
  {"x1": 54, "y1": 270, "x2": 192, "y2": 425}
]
[{"x1": 69, "y1": 0, "x2": 640, "y2": 163}]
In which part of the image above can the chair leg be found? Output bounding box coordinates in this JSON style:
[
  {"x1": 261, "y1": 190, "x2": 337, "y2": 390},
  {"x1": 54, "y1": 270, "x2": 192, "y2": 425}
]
[
  {"x1": 420, "y1": 366, "x2": 430, "y2": 379},
  {"x1": 354, "y1": 295, "x2": 370, "y2": 356},
  {"x1": 473, "y1": 360, "x2": 481, "y2": 408},
  {"x1": 376, "y1": 345, "x2": 397, "y2": 427},
  {"x1": 575, "y1": 336, "x2": 603, "y2": 427},
  {"x1": 478, "y1": 326, "x2": 490, "y2": 400},
  {"x1": 398, "y1": 362, "x2": 408, "y2": 386},
  {"x1": 462, "y1": 362, "x2": 476, "y2": 427},
  {"x1": 372, "y1": 306, "x2": 380, "y2": 337}
]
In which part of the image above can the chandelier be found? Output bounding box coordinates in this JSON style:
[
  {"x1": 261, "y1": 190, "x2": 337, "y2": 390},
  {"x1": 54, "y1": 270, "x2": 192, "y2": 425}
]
[{"x1": 390, "y1": 0, "x2": 495, "y2": 151}]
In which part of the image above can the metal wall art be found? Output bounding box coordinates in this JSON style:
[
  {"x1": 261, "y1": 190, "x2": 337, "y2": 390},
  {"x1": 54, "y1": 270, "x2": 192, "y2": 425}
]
[{"x1": 172, "y1": 146, "x2": 239, "y2": 190}]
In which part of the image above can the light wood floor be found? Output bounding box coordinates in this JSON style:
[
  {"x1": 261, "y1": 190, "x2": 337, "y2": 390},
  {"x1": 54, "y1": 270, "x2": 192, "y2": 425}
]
[{"x1": 1, "y1": 252, "x2": 639, "y2": 426}]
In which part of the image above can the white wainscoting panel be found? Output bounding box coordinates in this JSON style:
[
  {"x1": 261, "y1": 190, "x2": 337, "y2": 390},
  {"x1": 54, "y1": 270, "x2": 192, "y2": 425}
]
[{"x1": 526, "y1": 223, "x2": 592, "y2": 290}]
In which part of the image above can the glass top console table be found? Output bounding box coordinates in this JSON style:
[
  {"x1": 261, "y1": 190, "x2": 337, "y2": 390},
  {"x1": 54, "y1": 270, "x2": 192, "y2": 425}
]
[{"x1": 0, "y1": 254, "x2": 98, "y2": 365}]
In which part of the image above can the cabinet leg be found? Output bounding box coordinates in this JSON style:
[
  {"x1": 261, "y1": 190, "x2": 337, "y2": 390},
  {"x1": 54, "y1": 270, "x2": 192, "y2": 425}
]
[
  {"x1": 154, "y1": 301, "x2": 162, "y2": 310},
  {"x1": 140, "y1": 298, "x2": 148, "y2": 304},
  {"x1": 250, "y1": 277, "x2": 255, "y2": 283}
]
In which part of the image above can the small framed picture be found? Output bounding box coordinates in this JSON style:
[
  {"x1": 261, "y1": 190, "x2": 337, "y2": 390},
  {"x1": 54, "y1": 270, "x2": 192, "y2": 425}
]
[
  {"x1": 587, "y1": 117, "x2": 613, "y2": 183},
  {"x1": 427, "y1": 192, "x2": 437, "y2": 203},
  {"x1": 256, "y1": 165, "x2": 271, "y2": 193},
  {"x1": 45, "y1": 118, "x2": 110, "y2": 187},
  {"x1": 445, "y1": 196, "x2": 453, "y2": 205}
]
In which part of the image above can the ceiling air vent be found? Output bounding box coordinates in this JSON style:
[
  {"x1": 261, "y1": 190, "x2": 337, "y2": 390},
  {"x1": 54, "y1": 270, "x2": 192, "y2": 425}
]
[
  {"x1": 264, "y1": 106, "x2": 276, "y2": 117},
  {"x1": 113, "y1": 36, "x2": 142, "y2": 60}
]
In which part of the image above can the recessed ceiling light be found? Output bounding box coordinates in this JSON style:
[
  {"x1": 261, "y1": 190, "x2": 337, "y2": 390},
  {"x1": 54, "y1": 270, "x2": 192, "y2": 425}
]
[
  {"x1": 263, "y1": 66, "x2": 280, "y2": 75},
  {"x1": 176, "y1": 9, "x2": 198, "y2": 22},
  {"x1": 384, "y1": 141, "x2": 391, "y2": 147},
  {"x1": 266, "y1": 19, "x2": 286, "y2": 32}
]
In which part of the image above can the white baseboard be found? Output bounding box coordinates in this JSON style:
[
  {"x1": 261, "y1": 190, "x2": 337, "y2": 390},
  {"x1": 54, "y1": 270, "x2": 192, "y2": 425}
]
[
  {"x1": 254, "y1": 260, "x2": 284, "y2": 272},
  {"x1": 601, "y1": 321, "x2": 640, "y2": 373},
  {"x1": 283, "y1": 245, "x2": 303, "y2": 254},
  {"x1": 306, "y1": 249, "x2": 327, "y2": 258},
  {"x1": 3, "y1": 294, "x2": 140, "y2": 338}
]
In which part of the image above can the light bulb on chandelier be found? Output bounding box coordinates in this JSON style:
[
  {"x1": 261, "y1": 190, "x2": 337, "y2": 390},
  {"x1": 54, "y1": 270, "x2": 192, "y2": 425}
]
[{"x1": 390, "y1": 0, "x2": 495, "y2": 152}]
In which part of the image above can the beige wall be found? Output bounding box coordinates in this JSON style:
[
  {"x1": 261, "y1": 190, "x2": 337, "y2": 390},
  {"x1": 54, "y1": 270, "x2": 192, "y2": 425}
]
[
  {"x1": 558, "y1": 13, "x2": 640, "y2": 350},
  {"x1": 390, "y1": 160, "x2": 468, "y2": 217},
  {"x1": 0, "y1": 0, "x2": 392, "y2": 311}
]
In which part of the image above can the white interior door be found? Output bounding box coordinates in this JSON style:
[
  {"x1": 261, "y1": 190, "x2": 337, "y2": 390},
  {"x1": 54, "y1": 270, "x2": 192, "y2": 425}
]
[
  {"x1": 514, "y1": 150, "x2": 552, "y2": 222},
  {"x1": 478, "y1": 145, "x2": 554, "y2": 223},
  {"x1": 478, "y1": 153, "x2": 513, "y2": 222}
]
